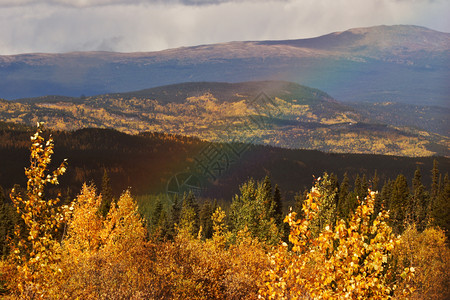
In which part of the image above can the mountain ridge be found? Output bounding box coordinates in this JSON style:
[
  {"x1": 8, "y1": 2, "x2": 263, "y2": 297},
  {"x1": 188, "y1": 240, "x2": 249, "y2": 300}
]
[
  {"x1": 1, "y1": 25, "x2": 448, "y2": 106},
  {"x1": 1, "y1": 80, "x2": 448, "y2": 157}
]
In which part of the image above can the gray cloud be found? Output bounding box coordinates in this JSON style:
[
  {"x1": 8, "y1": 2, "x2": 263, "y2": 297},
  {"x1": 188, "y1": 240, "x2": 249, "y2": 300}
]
[{"x1": 0, "y1": 0, "x2": 448, "y2": 55}]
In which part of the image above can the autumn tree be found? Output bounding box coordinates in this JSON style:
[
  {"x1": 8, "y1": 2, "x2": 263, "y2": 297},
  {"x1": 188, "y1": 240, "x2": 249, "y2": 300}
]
[
  {"x1": 260, "y1": 179, "x2": 413, "y2": 299},
  {"x1": 60, "y1": 186, "x2": 150, "y2": 298},
  {"x1": 63, "y1": 184, "x2": 103, "y2": 256},
  {"x1": 101, "y1": 190, "x2": 147, "y2": 257},
  {"x1": 7, "y1": 123, "x2": 68, "y2": 298},
  {"x1": 395, "y1": 225, "x2": 450, "y2": 299}
]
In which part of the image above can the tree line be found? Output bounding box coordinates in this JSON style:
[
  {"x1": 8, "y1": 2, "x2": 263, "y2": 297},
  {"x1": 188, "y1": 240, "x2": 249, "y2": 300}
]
[{"x1": 0, "y1": 125, "x2": 449, "y2": 299}]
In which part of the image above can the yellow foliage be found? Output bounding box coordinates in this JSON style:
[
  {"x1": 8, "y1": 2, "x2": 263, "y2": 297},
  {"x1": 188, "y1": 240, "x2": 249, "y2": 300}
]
[
  {"x1": 6, "y1": 123, "x2": 68, "y2": 299},
  {"x1": 149, "y1": 225, "x2": 269, "y2": 299},
  {"x1": 59, "y1": 187, "x2": 150, "y2": 299},
  {"x1": 101, "y1": 189, "x2": 147, "y2": 257},
  {"x1": 2, "y1": 126, "x2": 447, "y2": 299},
  {"x1": 63, "y1": 184, "x2": 103, "y2": 256},
  {"x1": 260, "y1": 181, "x2": 413, "y2": 299},
  {"x1": 394, "y1": 226, "x2": 450, "y2": 299}
]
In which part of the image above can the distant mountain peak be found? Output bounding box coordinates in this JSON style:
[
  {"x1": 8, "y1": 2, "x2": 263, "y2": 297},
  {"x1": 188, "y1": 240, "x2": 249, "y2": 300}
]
[
  {"x1": 0, "y1": 25, "x2": 448, "y2": 106},
  {"x1": 259, "y1": 24, "x2": 450, "y2": 52}
]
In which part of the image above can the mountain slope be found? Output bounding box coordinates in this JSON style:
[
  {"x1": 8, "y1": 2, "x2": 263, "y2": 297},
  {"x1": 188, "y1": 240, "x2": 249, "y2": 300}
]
[
  {"x1": 1, "y1": 81, "x2": 447, "y2": 157},
  {"x1": 1, "y1": 25, "x2": 448, "y2": 106},
  {"x1": 1, "y1": 121, "x2": 448, "y2": 202}
]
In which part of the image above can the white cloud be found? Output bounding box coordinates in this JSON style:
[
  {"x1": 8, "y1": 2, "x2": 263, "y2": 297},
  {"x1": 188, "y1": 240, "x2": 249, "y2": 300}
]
[
  {"x1": 0, "y1": 0, "x2": 288, "y2": 7},
  {"x1": 0, "y1": 0, "x2": 448, "y2": 55}
]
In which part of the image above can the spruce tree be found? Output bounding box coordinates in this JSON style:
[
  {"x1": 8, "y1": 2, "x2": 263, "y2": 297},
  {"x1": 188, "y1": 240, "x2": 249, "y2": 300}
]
[
  {"x1": 156, "y1": 209, "x2": 170, "y2": 240},
  {"x1": 371, "y1": 170, "x2": 379, "y2": 191},
  {"x1": 311, "y1": 173, "x2": 338, "y2": 235},
  {"x1": 179, "y1": 192, "x2": 199, "y2": 236},
  {"x1": 380, "y1": 179, "x2": 393, "y2": 211},
  {"x1": 0, "y1": 186, "x2": 14, "y2": 257},
  {"x1": 337, "y1": 173, "x2": 350, "y2": 219},
  {"x1": 354, "y1": 174, "x2": 362, "y2": 199},
  {"x1": 167, "y1": 195, "x2": 181, "y2": 240},
  {"x1": 99, "y1": 169, "x2": 113, "y2": 217},
  {"x1": 230, "y1": 178, "x2": 280, "y2": 244},
  {"x1": 355, "y1": 174, "x2": 368, "y2": 201},
  {"x1": 430, "y1": 173, "x2": 449, "y2": 236},
  {"x1": 371, "y1": 171, "x2": 383, "y2": 219},
  {"x1": 262, "y1": 176, "x2": 274, "y2": 219},
  {"x1": 294, "y1": 190, "x2": 308, "y2": 219},
  {"x1": 199, "y1": 200, "x2": 214, "y2": 239},
  {"x1": 430, "y1": 159, "x2": 440, "y2": 202},
  {"x1": 151, "y1": 197, "x2": 163, "y2": 232},
  {"x1": 273, "y1": 184, "x2": 283, "y2": 226},
  {"x1": 411, "y1": 167, "x2": 428, "y2": 230},
  {"x1": 390, "y1": 174, "x2": 410, "y2": 233}
]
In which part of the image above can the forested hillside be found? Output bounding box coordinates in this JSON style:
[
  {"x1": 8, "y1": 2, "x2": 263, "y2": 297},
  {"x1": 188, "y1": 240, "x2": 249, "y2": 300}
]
[
  {"x1": 1, "y1": 121, "x2": 448, "y2": 203},
  {"x1": 0, "y1": 125, "x2": 448, "y2": 299},
  {"x1": 1, "y1": 81, "x2": 448, "y2": 157}
]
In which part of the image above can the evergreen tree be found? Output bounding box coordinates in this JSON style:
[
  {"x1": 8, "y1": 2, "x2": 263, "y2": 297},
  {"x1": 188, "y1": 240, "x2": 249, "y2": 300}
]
[
  {"x1": 0, "y1": 186, "x2": 14, "y2": 257},
  {"x1": 262, "y1": 176, "x2": 275, "y2": 221},
  {"x1": 390, "y1": 174, "x2": 410, "y2": 233},
  {"x1": 380, "y1": 179, "x2": 393, "y2": 211},
  {"x1": 371, "y1": 171, "x2": 383, "y2": 219},
  {"x1": 151, "y1": 197, "x2": 163, "y2": 232},
  {"x1": 199, "y1": 200, "x2": 214, "y2": 239},
  {"x1": 273, "y1": 184, "x2": 283, "y2": 226},
  {"x1": 230, "y1": 178, "x2": 280, "y2": 244},
  {"x1": 230, "y1": 178, "x2": 258, "y2": 235},
  {"x1": 263, "y1": 176, "x2": 272, "y2": 201},
  {"x1": 167, "y1": 195, "x2": 181, "y2": 240},
  {"x1": 337, "y1": 173, "x2": 350, "y2": 219},
  {"x1": 430, "y1": 159, "x2": 440, "y2": 202},
  {"x1": 428, "y1": 159, "x2": 440, "y2": 224},
  {"x1": 354, "y1": 174, "x2": 362, "y2": 199},
  {"x1": 99, "y1": 169, "x2": 113, "y2": 217},
  {"x1": 309, "y1": 173, "x2": 338, "y2": 236},
  {"x1": 354, "y1": 174, "x2": 368, "y2": 201},
  {"x1": 361, "y1": 174, "x2": 368, "y2": 196},
  {"x1": 430, "y1": 173, "x2": 449, "y2": 236},
  {"x1": 156, "y1": 209, "x2": 170, "y2": 240},
  {"x1": 411, "y1": 167, "x2": 428, "y2": 230},
  {"x1": 179, "y1": 192, "x2": 199, "y2": 236},
  {"x1": 329, "y1": 173, "x2": 340, "y2": 210},
  {"x1": 294, "y1": 189, "x2": 308, "y2": 219},
  {"x1": 371, "y1": 170, "x2": 380, "y2": 191}
]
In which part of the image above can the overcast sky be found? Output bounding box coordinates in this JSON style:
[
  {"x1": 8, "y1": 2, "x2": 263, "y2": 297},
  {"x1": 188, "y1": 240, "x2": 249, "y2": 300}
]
[{"x1": 0, "y1": 0, "x2": 448, "y2": 55}]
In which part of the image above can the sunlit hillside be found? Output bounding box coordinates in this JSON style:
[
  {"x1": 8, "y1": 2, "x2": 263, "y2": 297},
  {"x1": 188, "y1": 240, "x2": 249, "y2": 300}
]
[{"x1": 1, "y1": 81, "x2": 448, "y2": 157}]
